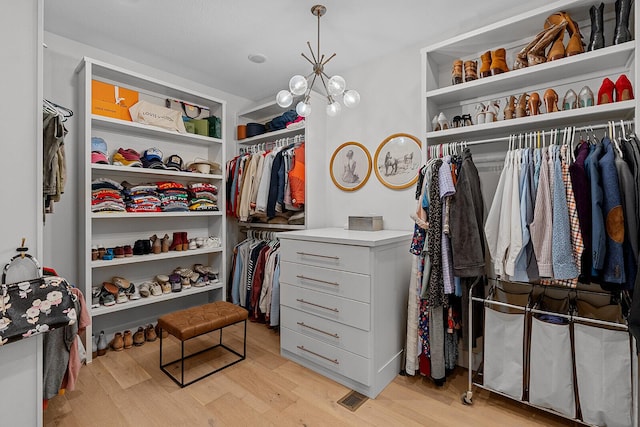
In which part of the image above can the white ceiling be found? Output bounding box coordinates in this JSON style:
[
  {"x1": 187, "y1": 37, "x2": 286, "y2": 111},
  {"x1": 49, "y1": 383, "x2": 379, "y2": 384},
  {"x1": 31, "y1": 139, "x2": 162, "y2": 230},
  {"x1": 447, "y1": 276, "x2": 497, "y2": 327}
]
[{"x1": 44, "y1": 0, "x2": 535, "y2": 102}]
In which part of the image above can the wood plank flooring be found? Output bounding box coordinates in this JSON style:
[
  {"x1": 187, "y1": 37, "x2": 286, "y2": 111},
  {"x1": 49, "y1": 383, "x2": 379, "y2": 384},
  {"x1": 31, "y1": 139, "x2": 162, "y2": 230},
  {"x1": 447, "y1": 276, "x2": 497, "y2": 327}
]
[{"x1": 44, "y1": 322, "x2": 576, "y2": 426}]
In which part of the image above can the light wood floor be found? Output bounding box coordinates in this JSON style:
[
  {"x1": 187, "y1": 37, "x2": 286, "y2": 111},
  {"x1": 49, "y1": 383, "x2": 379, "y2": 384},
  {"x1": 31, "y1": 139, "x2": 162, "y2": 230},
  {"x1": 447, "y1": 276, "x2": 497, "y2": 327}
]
[{"x1": 44, "y1": 321, "x2": 575, "y2": 426}]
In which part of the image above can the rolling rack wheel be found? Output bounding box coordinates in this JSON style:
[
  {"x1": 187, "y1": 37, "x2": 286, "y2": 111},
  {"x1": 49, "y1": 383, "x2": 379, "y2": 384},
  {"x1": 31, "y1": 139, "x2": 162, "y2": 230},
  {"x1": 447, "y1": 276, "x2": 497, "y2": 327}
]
[{"x1": 461, "y1": 390, "x2": 473, "y2": 405}]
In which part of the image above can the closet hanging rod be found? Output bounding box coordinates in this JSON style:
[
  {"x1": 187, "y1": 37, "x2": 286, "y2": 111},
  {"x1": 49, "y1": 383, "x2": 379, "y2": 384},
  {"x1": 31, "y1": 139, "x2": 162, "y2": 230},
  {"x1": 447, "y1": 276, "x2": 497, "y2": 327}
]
[{"x1": 432, "y1": 119, "x2": 635, "y2": 147}]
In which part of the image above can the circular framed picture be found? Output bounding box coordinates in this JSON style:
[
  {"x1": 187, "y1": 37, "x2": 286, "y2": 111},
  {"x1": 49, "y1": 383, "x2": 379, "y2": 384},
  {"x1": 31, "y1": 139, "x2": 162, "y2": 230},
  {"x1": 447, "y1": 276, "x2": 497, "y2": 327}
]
[
  {"x1": 374, "y1": 133, "x2": 422, "y2": 190},
  {"x1": 329, "y1": 141, "x2": 372, "y2": 191}
]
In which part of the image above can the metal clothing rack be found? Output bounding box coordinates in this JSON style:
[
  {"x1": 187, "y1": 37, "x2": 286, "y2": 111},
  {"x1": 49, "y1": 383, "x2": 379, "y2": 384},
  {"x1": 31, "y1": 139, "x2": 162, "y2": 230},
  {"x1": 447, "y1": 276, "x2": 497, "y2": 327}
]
[
  {"x1": 462, "y1": 278, "x2": 638, "y2": 427},
  {"x1": 238, "y1": 134, "x2": 305, "y2": 154}
]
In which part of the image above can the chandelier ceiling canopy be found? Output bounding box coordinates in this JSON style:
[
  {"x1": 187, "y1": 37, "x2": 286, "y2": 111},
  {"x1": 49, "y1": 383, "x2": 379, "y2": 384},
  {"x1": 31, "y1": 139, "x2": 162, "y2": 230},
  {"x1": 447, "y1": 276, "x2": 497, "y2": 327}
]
[{"x1": 276, "y1": 4, "x2": 360, "y2": 117}]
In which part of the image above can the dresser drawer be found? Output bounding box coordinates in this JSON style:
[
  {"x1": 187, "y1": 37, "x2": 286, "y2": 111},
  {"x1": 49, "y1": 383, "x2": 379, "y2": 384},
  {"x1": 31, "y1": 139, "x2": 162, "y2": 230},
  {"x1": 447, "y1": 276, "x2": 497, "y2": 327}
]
[
  {"x1": 281, "y1": 283, "x2": 370, "y2": 331},
  {"x1": 280, "y1": 240, "x2": 370, "y2": 274},
  {"x1": 281, "y1": 327, "x2": 370, "y2": 386},
  {"x1": 280, "y1": 261, "x2": 370, "y2": 303},
  {"x1": 281, "y1": 306, "x2": 370, "y2": 358}
]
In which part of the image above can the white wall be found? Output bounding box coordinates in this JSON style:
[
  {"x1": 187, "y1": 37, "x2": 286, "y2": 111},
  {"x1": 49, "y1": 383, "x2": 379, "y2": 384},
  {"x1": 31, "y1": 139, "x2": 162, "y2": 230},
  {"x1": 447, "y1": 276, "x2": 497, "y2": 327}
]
[
  {"x1": 324, "y1": 45, "x2": 422, "y2": 231},
  {"x1": 0, "y1": 1, "x2": 44, "y2": 425},
  {"x1": 42, "y1": 32, "x2": 252, "y2": 286}
]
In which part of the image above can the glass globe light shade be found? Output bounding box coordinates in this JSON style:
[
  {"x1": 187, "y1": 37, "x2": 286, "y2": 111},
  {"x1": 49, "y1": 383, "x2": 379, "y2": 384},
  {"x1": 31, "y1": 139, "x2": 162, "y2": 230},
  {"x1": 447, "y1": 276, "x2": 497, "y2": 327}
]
[
  {"x1": 343, "y1": 90, "x2": 361, "y2": 108},
  {"x1": 326, "y1": 101, "x2": 342, "y2": 117},
  {"x1": 276, "y1": 90, "x2": 293, "y2": 108},
  {"x1": 289, "y1": 75, "x2": 308, "y2": 96},
  {"x1": 296, "y1": 101, "x2": 311, "y2": 117},
  {"x1": 327, "y1": 75, "x2": 346, "y2": 96}
]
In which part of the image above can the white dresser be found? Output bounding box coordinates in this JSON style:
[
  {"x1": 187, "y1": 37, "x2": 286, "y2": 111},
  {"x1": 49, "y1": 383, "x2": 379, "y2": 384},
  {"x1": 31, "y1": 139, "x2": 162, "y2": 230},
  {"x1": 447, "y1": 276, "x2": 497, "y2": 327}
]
[{"x1": 278, "y1": 228, "x2": 412, "y2": 398}]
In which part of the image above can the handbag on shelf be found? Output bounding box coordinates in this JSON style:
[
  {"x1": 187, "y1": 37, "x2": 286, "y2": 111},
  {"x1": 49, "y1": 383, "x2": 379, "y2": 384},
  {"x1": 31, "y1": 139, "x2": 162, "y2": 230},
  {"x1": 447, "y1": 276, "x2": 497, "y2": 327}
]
[
  {"x1": 165, "y1": 98, "x2": 210, "y2": 120},
  {"x1": 129, "y1": 100, "x2": 187, "y2": 133}
]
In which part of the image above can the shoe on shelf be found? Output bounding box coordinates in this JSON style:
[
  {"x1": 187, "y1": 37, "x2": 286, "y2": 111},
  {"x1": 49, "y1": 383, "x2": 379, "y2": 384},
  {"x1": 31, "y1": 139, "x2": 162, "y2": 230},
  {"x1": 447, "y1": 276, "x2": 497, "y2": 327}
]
[
  {"x1": 123, "y1": 330, "x2": 133, "y2": 349},
  {"x1": 102, "y1": 248, "x2": 114, "y2": 261},
  {"x1": 514, "y1": 28, "x2": 547, "y2": 69},
  {"x1": 437, "y1": 112, "x2": 449, "y2": 131},
  {"x1": 203, "y1": 236, "x2": 221, "y2": 248},
  {"x1": 123, "y1": 245, "x2": 133, "y2": 257},
  {"x1": 613, "y1": 0, "x2": 633, "y2": 45},
  {"x1": 598, "y1": 77, "x2": 615, "y2": 104},
  {"x1": 160, "y1": 281, "x2": 171, "y2": 294},
  {"x1": 579, "y1": 86, "x2": 594, "y2": 107},
  {"x1": 97, "y1": 331, "x2": 108, "y2": 356},
  {"x1": 150, "y1": 234, "x2": 161, "y2": 254},
  {"x1": 479, "y1": 51, "x2": 492, "y2": 77},
  {"x1": 99, "y1": 290, "x2": 116, "y2": 307},
  {"x1": 150, "y1": 282, "x2": 163, "y2": 296},
  {"x1": 461, "y1": 114, "x2": 473, "y2": 126},
  {"x1": 111, "y1": 332, "x2": 124, "y2": 351},
  {"x1": 92, "y1": 334, "x2": 98, "y2": 359},
  {"x1": 169, "y1": 232, "x2": 183, "y2": 251},
  {"x1": 451, "y1": 115, "x2": 462, "y2": 128},
  {"x1": 527, "y1": 22, "x2": 567, "y2": 66},
  {"x1": 516, "y1": 93, "x2": 529, "y2": 118},
  {"x1": 138, "y1": 282, "x2": 151, "y2": 298},
  {"x1": 543, "y1": 89, "x2": 560, "y2": 113},
  {"x1": 133, "y1": 327, "x2": 145, "y2": 346},
  {"x1": 127, "y1": 283, "x2": 141, "y2": 300},
  {"x1": 97, "y1": 245, "x2": 106, "y2": 260},
  {"x1": 528, "y1": 92, "x2": 541, "y2": 115},
  {"x1": 116, "y1": 289, "x2": 129, "y2": 304},
  {"x1": 91, "y1": 246, "x2": 98, "y2": 261},
  {"x1": 504, "y1": 95, "x2": 516, "y2": 120},
  {"x1": 169, "y1": 273, "x2": 182, "y2": 293},
  {"x1": 463, "y1": 60, "x2": 477, "y2": 82},
  {"x1": 91, "y1": 286, "x2": 101, "y2": 308},
  {"x1": 161, "y1": 234, "x2": 170, "y2": 253},
  {"x1": 145, "y1": 324, "x2": 158, "y2": 342},
  {"x1": 489, "y1": 48, "x2": 509, "y2": 75},
  {"x1": 432, "y1": 115, "x2": 440, "y2": 132},
  {"x1": 142, "y1": 239, "x2": 152, "y2": 255},
  {"x1": 133, "y1": 240, "x2": 145, "y2": 255},
  {"x1": 114, "y1": 246, "x2": 124, "y2": 258},
  {"x1": 475, "y1": 103, "x2": 486, "y2": 124},
  {"x1": 615, "y1": 74, "x2": 634, "y2": 101},
  {"x1": 485, "y1": 100, "x2": 500, "y2": 122},
  {"x1": 188, "y1": 239, "x2": 197, "y2": 250},
  {"x1": 112, "y1": 276, "x2": 130, "y2": 290},
  {"x1": 451, "y1": 59, "x2": 463, "y2": 85},
  {"x1": 181, "y1": 232, "x2": 189, "y2": 251},
  {"x1": 587, "y1": 3, "x2": 605, "y2": 51},
  {"x1": 562, "y1": 89, "x2": 577, "y2": 110}
]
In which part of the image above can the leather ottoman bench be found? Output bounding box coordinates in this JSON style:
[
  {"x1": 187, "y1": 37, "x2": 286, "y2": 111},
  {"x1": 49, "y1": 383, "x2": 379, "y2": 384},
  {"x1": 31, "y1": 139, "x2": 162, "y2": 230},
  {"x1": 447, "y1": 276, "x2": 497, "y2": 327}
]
[{"x1": 157, "y1": 301, "x2": 248, "y2": 387}]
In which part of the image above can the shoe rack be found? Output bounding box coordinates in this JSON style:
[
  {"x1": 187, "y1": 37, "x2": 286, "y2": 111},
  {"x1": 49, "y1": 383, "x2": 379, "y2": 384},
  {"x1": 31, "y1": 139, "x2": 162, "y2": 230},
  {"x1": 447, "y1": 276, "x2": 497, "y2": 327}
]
[
  {"x1": 422, "y1": 0, "x2": 637, "y2": 148},
  {"x1": 77, "y1": 58, "x2": 227, "y2": 362}
]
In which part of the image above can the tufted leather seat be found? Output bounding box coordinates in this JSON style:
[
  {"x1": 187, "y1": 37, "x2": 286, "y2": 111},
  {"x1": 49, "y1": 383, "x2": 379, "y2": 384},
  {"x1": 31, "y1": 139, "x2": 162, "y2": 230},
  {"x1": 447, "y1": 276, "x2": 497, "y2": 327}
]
[{"x1": 158, "y1": 301, "x2": 248, "y2": 341}]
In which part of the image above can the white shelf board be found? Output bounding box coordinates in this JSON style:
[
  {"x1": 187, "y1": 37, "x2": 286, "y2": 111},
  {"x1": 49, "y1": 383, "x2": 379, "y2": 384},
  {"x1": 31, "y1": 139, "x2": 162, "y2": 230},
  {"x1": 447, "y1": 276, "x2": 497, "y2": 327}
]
[
  {"x1": 91, "y1": 282, "x2": 223, "y2": 317},
  {"x1": 238, "y1": 99, "x2": 290, "y2": 121},
  {"x1": 92, "y1": 115, "x2": 222, "y2": 146},
  {"x1": 426, "y1": 42, "x2": 635, "y2": 106},
  {"x1": 91, "y1": 164, "x2": 222, "y2": 180},
  {"x1": 92, "y1": 211, "x2": 222, "y2": 219},
  {"x1": 237, "y1": 125, "x2": 305, "y2": 145},
  {"x1": 426, "y1": 100, "x2": 635, "y2": 143},
  {"x1": 91, "y1": 247, "x2": 223, "y2": 268},
  {"x1": 238, "y1": 222, "x2": 305, "y2": 230}
]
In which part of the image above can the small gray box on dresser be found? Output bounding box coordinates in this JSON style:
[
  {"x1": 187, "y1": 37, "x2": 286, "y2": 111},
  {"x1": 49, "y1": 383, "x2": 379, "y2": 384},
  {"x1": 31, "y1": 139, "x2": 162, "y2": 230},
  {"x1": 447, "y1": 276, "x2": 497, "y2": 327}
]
[{"x1": 348, "y1": 215, "x2": 383, "y2": 231}]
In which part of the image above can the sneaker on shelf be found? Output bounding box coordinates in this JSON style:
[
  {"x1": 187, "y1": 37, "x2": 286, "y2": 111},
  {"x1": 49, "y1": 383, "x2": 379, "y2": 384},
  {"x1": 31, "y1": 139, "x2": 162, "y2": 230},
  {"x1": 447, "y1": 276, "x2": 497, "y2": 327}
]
[
  {"x1": 127, "y1": 283, "x2": 141, "y2": 300},
  {"x1": 138, "y1": 282, "x2": 151, "y2": 298},
  {"x1": 123, "y1": 245, "x2": 133, "y2": 257},
  {"x1": 203, "y1": 236, "x2": 221, "y2": 248},
  {"x1": 190, "y1": 271, "x2": 206, "y2": 287},
  {"x1": 188, "y1": 239, "x2": 197, "y2": 250},
  {"x1": 169, "y1": 273, "x2": 182, "y2": 292},
  {"x1": 102, "y1": 248, "x2": 114, "y2": 261},
  {"x1": 116, "y1": 289, "x2": 129, "y2": 304},
  {"x1": 99, "y1": 291, "x2": 116, "y2": 307},
  {"x1": 195, "y1": 237, "x2": 205, "y2": 248},
  {"x1": 149, "y1": 282, "x2": 163, "y2": 296},
  {"x1": 160, "y1": 281, "x2": 171, "y2": 294},
  {"x1": 91, "y1": 286, "x2": 101, "y2": 308}
]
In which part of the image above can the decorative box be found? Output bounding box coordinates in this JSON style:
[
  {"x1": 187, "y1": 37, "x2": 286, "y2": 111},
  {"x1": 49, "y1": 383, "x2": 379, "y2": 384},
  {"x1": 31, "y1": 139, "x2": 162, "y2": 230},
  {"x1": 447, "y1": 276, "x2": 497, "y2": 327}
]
[
  {"x1": 348, "y1": 215, "x2": 383, "y2": 231},
  {"x1": 91, "y1": 80, "x2": 138, "y2": 121}
]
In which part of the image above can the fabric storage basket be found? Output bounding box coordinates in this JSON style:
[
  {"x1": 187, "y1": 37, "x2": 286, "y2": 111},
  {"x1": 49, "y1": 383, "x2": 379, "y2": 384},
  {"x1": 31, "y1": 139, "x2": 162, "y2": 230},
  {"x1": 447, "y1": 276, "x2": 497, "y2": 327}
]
[
  {"x1": 573, "y1": 300, "x2": 632, "y2": 427},
  {"x1": 528, "y1": 302, "x2": 576, "y2": 418},
  {"x1": 483, "y1": 305, "x2": 525, "y2": 400}
]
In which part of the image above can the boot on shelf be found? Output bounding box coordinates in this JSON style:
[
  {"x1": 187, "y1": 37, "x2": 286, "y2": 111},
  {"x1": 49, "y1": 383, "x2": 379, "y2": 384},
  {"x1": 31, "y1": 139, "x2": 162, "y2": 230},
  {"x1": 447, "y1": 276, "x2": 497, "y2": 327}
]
[
  {"x1": 490, "y1": 48, "x2": 509, "y2": 75},
  {"x1": 464, "y1": 60, "x2": 477, "y2": 82},
  {"x1": 504, "y1": 95, "x2": 516, "y2": 120},
  {"x1": 181, "y1": 232, "x2": 189, "y2": 251},
  {"x1": 588, "y1": 3, "x2": 605, "y2": 51},
  {"x1": 527, "y1": 22, "x2": 567, "y2": 66},
  {"x1": 514, "y1": 28, "x2": 547, "y2": 69},
  {"x1": 452, "y1": 59, "x2": 463, "y2": 85},
  {"x1": 169, "y1": 232, "x2": 183, "y2": 251},
  {"x1": 614, "y1": 0, "x2": 633, "y2": 45},
  {"x1": 479, "y1": 51, "x2": 492, "y2": 77}
]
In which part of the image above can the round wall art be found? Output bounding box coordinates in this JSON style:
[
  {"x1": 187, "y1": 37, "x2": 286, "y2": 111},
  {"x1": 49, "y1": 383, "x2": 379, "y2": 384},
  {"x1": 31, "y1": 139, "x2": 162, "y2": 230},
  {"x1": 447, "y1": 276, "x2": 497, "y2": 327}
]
[
  {"x1": 374, "y1": 133, "x2": 422, "y2": 190},
  {"x1": 329, "y1": 141, "x2": 372, "y2": 191}
]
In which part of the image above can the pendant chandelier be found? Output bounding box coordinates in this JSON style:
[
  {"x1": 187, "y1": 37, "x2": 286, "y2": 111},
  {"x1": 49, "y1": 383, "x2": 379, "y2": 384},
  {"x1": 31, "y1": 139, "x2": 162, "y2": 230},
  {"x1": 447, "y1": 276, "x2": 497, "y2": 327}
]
[{"x1": 275, "y1": 4, "x2": 360, "y2": 117}]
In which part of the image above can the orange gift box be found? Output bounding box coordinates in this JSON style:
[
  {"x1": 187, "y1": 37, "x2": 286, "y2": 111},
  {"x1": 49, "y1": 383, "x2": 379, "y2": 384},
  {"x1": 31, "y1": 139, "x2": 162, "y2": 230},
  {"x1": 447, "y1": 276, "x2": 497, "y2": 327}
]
[{"x1": 91, "y1": 80, "x2": 139, "y2": 121}]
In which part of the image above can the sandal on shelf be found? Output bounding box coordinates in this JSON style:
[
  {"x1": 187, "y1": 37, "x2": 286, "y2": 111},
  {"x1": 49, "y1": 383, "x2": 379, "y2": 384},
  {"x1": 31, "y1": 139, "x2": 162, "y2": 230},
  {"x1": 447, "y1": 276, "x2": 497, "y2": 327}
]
[
  {"x1": 543, "y1": 88, "x2": 560, "y2": 113},
  {"x1": 475, "y1": 103, "x2": 486, "y2": 125},
  {"x1": 484, "y1": 100, "x2": 500, "y2": 122},
  {"x1": 452, "y1": 115, "x2": 462, "y2": 128},
  {"x1": 528, "y1": 92, "x2": 541, "y2": 115},
  {"x1": 516, "y1": 93, "x2": 529, "y2": 118},
  {"x1": 504, "y1": 95, "x2": 516, "y2": 120},
  {"x1": 461, "y1": 114, "x2": 473, "y2": 126}
]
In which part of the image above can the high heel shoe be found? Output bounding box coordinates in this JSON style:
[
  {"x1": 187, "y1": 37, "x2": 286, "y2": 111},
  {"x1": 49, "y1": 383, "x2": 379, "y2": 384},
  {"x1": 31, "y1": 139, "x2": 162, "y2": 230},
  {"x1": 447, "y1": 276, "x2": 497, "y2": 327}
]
[
  {"x1": 479, "y1": 51, "x2": 492, "y2": 78},
  {"x1": 546, "y1": 12, "x2": 585, "y2": 58},
  {"x1": 597, "y1": 77, "x2": 615, "y2": 104},
  {"x1": 464, "y1": 60, "x2": 477, "y2": 82},
  {"x1": 562, "y1": 89, "x2": 577, "y2": 110},
  {"x1": 437, "y1": 112, "x2": 449, "y2": 130},
  {"x1": 543, "y1": 89, "x2": 559, "y2": 113},
  {"x1": 452, "y1": 59, "x2": 463, "y2": 85},
  {"x1": 615, "y1": 74, "x2": 634, "y2": 101},
  {"x1": 490, "y1": 48, "x2": 509, "y2": 75},
  {"x1": 161, "y1": 233, "x2": 170, "y2": 252},
  {"x1": 587, "y1": 3, "x2": 605, "y2": 51},
  {"x1": 150, "y1": 234, "x2": 161, "y2": 254},
  {"x1": 578, "y1": 86, "x2": 594, "y2": 107},
  {"x1": 485, "y1": 100, "x2": 500, "y2": 122},
  {"x1": 516, "y1": 93, "x2": 529, "y2": 118},
  {"x1": 475, "y1": 103, "x2": 486, "y2": 124},
  {"x1": 527, "y1": 22, "x2": 567, "y2": 66},
  {"x1": 503, "y1": 95, "x2": 516, "y2": 120},
  {"x1": 452, "y1": 115, "x2": 462, "y2": 128},
  {"x1": 461, "y1": 114, "x2": 473, "y2": 126},
  {"x1": 528, "y1": 92, "x2": 541, "y2": 115},
  {"x1": 432, "y1": 115, "x2": 440, "y2": 131}
]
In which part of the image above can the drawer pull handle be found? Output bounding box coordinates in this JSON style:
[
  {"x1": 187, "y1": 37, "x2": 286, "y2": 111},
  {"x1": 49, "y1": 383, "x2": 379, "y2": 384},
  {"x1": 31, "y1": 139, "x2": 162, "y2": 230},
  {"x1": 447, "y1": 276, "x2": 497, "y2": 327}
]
[
  {"x1": 296, "y1": 275, "x2": 339, "y2": 286},
  {"x1": 297, "y1": 345, "x2": 339, "y2": 365},
  {"x1": 297, "y1": 321, "x2": 340, "y2": 339},
  {"x1": 296, "y1": 251, "x2": 340, "y2": 261},
  {"x1": 296, "y1": 298, "x2": 339, "y2": 313}
]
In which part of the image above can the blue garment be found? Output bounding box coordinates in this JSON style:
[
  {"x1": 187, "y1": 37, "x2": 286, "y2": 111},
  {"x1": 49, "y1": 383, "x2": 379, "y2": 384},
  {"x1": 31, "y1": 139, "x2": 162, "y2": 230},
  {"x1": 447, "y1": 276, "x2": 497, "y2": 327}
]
[
  {"x1": 231, "y1": 248, "x2": 244, "y2": 305},
  {"x1": 552, "y1": 147, "x2": 579, "y2": 279},
  {"x1": 585, "y1": 142, "x2": 606, "y2": 274},
  {"x1": 598, "y1": 137, "x2": 625, "y2": 284},
  {"x1": 266, "y1": 151, "x2": 284, "y2": 218},
  {"x1": 534, "y1": 147, "x2": 542, "y2": 192},
  {"x1": 512, "y1": 149, "x2": 530, "y2": 281}
]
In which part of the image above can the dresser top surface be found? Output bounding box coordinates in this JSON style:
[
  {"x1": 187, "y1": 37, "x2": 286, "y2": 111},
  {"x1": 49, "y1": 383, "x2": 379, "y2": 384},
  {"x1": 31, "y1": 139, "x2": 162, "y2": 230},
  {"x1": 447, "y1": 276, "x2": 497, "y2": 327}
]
[{"x1": 277, "y1": 228, "x2": 412, "y2": 247}]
